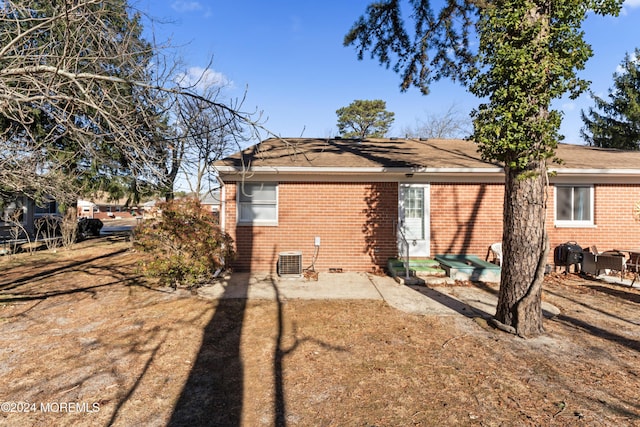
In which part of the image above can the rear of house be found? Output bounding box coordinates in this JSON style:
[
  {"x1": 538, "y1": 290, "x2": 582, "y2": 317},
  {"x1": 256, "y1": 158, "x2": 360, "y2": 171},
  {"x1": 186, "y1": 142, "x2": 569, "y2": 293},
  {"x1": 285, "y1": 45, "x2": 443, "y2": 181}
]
[{"x1": 214, "y1": 138, "x2": 640, "y2": 274}]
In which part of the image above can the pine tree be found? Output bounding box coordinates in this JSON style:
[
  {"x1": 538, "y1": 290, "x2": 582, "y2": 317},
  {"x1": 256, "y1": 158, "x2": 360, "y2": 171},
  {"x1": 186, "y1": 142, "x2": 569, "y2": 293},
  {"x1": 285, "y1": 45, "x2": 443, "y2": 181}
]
[
  {"x1": 336, "y1": 99, "x2": 395, "y2": 138},
  {"x1": 581, "y1": 48, "x2": 640, "y2": 150},
  {"x1": 345, "y1": 0, "x2": 624, "y2": 336}
]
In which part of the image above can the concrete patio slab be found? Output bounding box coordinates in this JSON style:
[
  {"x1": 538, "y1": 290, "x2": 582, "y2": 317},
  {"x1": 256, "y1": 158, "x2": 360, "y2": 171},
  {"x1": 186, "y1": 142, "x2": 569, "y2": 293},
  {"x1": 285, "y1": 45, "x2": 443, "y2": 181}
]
[
  {"x1": 594, "y1": 274, "x2": 640, "y2": 289},
  {"x1": 197, "y1": 271, "x2": 561, "y2": 320},
  {"x1": 198, "y1": 272, "x2": 384, "y2": 301}
]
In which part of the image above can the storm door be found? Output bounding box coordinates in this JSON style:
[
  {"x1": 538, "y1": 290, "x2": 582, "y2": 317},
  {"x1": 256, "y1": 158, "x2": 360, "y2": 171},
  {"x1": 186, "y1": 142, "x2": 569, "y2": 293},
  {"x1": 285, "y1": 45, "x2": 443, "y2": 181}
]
[{"x1": 398, "y1": 183, "x2": 430, "y2": 257}]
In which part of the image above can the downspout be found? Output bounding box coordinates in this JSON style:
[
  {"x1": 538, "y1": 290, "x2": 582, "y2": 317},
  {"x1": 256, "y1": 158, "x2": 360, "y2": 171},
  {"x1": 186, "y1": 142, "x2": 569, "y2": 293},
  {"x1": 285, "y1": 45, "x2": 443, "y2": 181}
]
[
  {"x1": 212, "y1": 175, "x2": 228, "y2": 279},
  {"x1": 216, "y1": 175, "x2": 226, "y2": 232}
]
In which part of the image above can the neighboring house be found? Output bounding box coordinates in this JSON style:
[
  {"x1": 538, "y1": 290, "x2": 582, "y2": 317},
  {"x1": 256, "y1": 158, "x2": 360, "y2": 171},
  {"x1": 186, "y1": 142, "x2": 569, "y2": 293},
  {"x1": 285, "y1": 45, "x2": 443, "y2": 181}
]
[
  {"x1": 199, "y1": 190, "x2": 221, "y2": 213},
  {"x1": 77, "y1": 199, "x2": 99, "y2": 218},
  {"x1": 1, "y1": 195, "x2": 58, "y2": 240},
  {"x1": 214, "y1": 137, "x2": 640, "y2": 273},
  {"x1": 199, "y1": 190, "x2": 221, "y2": 223},
  {"x1": 141, "y1": 199, "x2": 163, "y2": 217},
  {"x1": 137, "y1": 193, "x2": 219, "y2": 220},
  {"x1": 77, "y1": 196, "x2": 140, "y2": 219}
]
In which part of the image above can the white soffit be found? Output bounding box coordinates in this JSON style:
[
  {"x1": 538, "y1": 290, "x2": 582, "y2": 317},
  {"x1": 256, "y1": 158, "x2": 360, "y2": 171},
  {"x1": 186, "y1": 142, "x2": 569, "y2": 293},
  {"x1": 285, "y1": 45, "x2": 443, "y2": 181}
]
[{"x1": 216, "y1": 166, "x2": 640, "y2": 184}]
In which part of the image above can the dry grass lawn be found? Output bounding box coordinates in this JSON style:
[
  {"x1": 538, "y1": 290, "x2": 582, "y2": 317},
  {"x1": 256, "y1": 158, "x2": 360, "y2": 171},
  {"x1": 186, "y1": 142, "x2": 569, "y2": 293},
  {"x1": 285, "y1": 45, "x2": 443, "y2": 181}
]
[{"x1": 0, "y1": 236, "x2": 639, "y2": 426}]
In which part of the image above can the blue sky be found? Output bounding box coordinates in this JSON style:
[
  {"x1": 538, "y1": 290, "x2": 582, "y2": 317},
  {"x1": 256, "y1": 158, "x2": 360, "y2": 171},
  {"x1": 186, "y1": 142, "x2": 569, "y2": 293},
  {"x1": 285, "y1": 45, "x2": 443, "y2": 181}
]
[{"x1": 138, "y1": 0, "x2": 640, "y2": 146}]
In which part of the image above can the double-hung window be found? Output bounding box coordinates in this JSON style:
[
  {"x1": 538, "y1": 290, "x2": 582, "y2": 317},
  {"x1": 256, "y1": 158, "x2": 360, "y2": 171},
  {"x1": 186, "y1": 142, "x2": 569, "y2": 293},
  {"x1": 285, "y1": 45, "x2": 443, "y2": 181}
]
[
  {"x1": 555, "y1": 185, "x2": 594, "y2": 227},
  {"x1": 1, "y1": 197, "x2": 27, "y2": 225},
  {"x1": 34, "y1": 200, "x2": 57, "y2": 216},
  {"x1": 237, "y1": 182, "x2": 278, "y2": 225},
  {"x1": 403, "y1": 186, "x2": 425, "y2": 240}
]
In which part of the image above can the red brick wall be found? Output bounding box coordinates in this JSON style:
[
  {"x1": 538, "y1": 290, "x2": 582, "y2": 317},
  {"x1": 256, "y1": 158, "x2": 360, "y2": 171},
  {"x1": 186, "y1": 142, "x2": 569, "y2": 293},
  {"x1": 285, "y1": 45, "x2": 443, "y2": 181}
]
[
  {"x1": 431, "y1": 183, "x2": 640, "y2": 264},
  {"x1": 223, "y1": 181, "x2": 640, "y2": 272},
  {"x1": 430, "y1": 183, "x2": 505, "y2": 259},
  {"x1": 547, "y1": 184, "x2": 640, "y2": 255},
  {"x1": 224, "y1": 182, "x2": 398, "y2": 272}
]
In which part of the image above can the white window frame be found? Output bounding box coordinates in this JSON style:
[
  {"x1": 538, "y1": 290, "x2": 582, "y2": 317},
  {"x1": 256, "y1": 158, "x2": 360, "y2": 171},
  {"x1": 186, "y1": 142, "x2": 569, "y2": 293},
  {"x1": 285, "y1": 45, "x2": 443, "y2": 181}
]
[
  {"x1": 1, "y1": 198, "x2": 27, "y2": 226},
  {"x1": 237, "y1": 182, "x2": 278, "y2": 226},
  {"x1": 554, "y1": 184, "x2": 595, "y2": 228}
]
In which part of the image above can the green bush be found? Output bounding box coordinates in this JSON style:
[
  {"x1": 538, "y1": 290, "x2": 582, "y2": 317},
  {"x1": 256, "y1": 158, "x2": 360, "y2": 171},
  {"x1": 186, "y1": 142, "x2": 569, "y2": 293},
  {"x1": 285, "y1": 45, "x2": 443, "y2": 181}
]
[{"x1": 134, "y1": 198, "x2": 235, "y2": 288}]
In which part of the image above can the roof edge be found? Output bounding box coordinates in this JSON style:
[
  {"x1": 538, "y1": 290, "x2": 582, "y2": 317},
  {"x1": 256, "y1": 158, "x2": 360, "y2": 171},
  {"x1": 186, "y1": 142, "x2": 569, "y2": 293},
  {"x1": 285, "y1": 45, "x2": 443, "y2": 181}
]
[
  {"x1": 216, "y1": 165, "x2": 640, "y2": 175},
  {"x1": 214, "y1": 166, "x2": 504, "y2": 174}
]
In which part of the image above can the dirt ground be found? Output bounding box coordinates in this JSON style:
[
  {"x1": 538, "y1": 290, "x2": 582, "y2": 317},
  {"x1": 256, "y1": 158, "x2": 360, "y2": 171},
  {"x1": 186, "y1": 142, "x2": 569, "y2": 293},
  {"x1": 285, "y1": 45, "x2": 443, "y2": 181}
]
[{"x1": 1, "y1": 236, "x2": 639, "y2": 427}]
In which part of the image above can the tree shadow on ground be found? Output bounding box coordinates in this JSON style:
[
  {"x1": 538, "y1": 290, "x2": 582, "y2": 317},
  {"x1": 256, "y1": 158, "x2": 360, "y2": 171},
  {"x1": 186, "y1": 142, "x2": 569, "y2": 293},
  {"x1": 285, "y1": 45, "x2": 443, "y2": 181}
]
[
  {"x1": 0, "y1": 246, "x2": 130, "y2": 291},
  {"x1": 551, "y1": 313, "x2": 640, "y2": 352},
  {"x1": 582, "y1": 284, "x2": 640, "y2": 304},
  {"x1": 543, "y1": 285, "x2": 636, "y2": 324},
  {"x1": 409, "y1": 285, "x2": 493, "y2": 319},
  {"x1": 268, "y1": 274, "x2": 348, "y2": 427},
  {"x1": 167, "y1": 271, "x2": 348, "y2": 426},
  {"x1": 0, "y1": 246, "x2": 156, "y2": 307},
  {"x1": 410, "y1": 281, "x2": 560, "y2": 325},
  {"x1": 168, "y1": 289, "x2": 247, "y2": 426},
  {"x1": 167, "y1": 199, "x2": 254, "y2": 426},
  {"x1": 0, "y1": 241, "x2": 215, "y2": 426}
]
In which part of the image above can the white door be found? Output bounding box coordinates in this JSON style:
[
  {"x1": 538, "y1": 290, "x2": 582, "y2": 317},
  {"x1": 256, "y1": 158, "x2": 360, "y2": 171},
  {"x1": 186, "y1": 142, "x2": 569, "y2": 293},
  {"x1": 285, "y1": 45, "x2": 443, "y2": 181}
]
[{"x1": 398, "y1": 183, "x2": 430, "y2": 257}]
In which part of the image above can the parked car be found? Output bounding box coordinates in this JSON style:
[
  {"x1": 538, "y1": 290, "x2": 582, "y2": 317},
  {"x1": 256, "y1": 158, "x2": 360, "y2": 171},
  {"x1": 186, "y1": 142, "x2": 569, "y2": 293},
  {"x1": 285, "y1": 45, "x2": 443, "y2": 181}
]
[{"x1": 77, "y1": 217, "x2": 103, "y2": 240}]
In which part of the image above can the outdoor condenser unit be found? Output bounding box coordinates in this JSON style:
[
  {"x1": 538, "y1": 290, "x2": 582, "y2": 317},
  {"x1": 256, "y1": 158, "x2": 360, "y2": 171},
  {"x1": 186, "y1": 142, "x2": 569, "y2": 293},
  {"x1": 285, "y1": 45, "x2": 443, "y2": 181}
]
[{"x1": 278, "y1": 251, "x2": 302, "y2": 276}]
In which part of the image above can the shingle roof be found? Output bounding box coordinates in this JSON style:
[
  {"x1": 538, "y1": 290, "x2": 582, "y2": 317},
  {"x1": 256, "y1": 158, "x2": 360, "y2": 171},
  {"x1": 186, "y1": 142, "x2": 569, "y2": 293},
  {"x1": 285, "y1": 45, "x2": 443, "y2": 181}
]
[{"x1": 214, "y1": 137, "x2": 640, "y2": 171}]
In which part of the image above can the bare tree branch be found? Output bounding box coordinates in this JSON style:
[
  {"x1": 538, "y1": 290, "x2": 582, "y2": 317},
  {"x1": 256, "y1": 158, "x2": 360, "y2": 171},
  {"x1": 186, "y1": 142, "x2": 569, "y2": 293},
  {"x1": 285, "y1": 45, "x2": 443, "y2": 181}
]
[
  {"x1": 402, "y1": 104, "x2": 472, "y2": 139},
  {"x1": 0, "y1": 0, "x2": 265, "y2": 204}
]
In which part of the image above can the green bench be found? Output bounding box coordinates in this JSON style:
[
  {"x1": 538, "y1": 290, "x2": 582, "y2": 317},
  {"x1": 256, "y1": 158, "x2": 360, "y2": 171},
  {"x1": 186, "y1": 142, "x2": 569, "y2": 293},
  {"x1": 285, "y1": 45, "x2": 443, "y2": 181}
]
[
  {"x1": 387, "y1": 258, "x2": 442, "y2": 278},
  {"x1": 435, "y1": 254, "x2": 501, "y2": 282}
]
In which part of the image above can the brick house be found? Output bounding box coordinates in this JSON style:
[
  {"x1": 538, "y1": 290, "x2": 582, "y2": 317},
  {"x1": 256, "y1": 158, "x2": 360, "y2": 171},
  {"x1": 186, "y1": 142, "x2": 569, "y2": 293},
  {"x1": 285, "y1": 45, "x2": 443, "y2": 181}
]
[
  {"x1": 214, "y1": 137, "x2": 640, "y2": 273},
  {"x1": 77, "y1": 197, "x2": 140, "y2": 220}
]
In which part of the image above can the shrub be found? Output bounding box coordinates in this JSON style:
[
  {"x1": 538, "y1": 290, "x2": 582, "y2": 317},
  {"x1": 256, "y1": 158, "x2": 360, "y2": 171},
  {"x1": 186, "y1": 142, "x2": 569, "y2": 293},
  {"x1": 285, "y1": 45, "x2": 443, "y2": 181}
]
[
  {"x1": 134, "y1": 198, "x2": 235, "y2": 288},
  {"x1": 60, "y1": 210, "x2": 78, "y2": 250},
  {"x1": 35, "y1": 215, "x2": 62, "y2": 251}
]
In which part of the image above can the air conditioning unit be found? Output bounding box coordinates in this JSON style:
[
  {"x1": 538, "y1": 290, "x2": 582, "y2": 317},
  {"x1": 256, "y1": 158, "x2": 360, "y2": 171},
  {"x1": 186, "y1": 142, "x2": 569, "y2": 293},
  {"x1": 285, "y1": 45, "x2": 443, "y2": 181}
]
[{"x1": 278, "y1": 251, "x2": 302, "y2": 276}]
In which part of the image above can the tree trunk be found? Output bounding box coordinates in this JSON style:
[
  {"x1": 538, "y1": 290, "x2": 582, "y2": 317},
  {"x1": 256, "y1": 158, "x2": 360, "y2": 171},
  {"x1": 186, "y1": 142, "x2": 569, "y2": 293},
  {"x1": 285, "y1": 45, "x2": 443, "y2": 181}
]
[
  {"x1": 495, "y1": 161, "x2": 549, "y2": 337},
  {"x1": 164, "y1": 186, "x2": 175, "y2": 202}
]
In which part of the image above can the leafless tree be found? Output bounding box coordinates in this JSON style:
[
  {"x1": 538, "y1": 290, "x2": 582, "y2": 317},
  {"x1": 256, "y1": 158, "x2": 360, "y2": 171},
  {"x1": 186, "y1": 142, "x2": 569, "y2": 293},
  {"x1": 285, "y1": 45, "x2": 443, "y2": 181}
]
[
  {"x1": 172, "y1": 83, "x2": 250, "y2": 198},
  {"x1": 7, "y1": 209, "x2": 31, "y2": 254},
  {"x1": 403, "y1": 105, "x2": 472, "y2": 140},
  {"x1": 0, "y1": 0, "x2": 262, "y2": 204}
]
